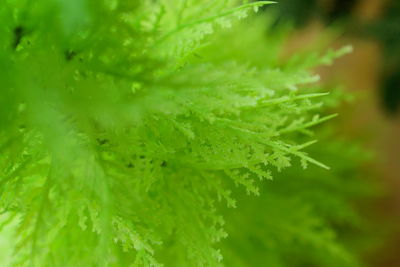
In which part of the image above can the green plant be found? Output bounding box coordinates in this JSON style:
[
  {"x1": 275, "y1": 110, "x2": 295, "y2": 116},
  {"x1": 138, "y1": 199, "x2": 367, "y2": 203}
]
[{"x1": 0, "y1": 1, "x2": 366, "y2": 266}]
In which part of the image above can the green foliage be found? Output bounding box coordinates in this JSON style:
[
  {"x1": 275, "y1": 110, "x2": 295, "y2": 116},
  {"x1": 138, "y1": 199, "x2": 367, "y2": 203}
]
[
  {"x1": 220, "y1": 131, "x2": 374, "y2": 267},
  {"x1": 0, "y1": 0, "x2": 368, "y2": 266}
]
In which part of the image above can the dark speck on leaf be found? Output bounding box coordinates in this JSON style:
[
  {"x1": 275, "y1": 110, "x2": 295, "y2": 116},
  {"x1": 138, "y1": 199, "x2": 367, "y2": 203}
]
[
  {"x1": 13, "y1": 26, "x2": 24, "y2": 50},
  {"x1": 65, "y1": 50, "x2": 78, "y2": 61},
  {"x1": 96, "y1": 138, "x2": 109, "y2": 145}
]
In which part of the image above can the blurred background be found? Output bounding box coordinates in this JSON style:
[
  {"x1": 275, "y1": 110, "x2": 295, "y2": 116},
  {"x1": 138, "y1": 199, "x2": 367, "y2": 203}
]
[{"x1": 271, "y1": 0, "x2": 400, "y2": 265}]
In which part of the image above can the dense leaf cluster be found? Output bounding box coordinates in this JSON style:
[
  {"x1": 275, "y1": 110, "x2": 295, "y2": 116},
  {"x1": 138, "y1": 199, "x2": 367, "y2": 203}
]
[{"x1": 0, "y1": 1, "x2": 367, "y2": 266}]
